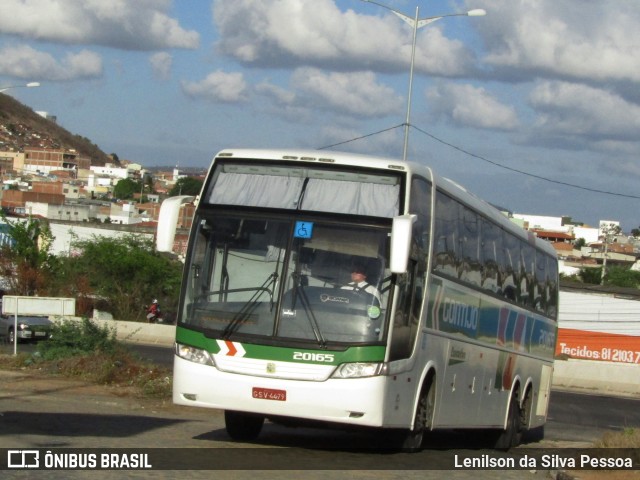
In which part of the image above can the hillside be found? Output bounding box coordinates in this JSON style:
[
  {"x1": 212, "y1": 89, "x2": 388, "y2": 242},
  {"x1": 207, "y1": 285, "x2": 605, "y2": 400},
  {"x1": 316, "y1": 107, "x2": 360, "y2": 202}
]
[{"x1": 0, "y1": 92, "x2": 111, "y2": 166}]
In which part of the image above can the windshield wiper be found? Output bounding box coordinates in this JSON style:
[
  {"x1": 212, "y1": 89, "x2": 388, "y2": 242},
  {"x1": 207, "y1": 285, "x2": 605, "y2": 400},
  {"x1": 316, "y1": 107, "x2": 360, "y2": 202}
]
[
  {"x1": 297, "y1": 286, "x2": 327, "y2": 349},
  {"x1": 222, "y1": 272, "x2": 278, "y2": 339}
]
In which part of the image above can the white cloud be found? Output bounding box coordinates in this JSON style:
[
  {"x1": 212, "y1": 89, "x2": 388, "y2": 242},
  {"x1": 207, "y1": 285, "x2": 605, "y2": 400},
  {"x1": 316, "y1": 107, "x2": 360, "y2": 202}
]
[
  {"x1": 213, "y1": 0, "x2": 478, "y2": 76},
  {"x1": 253, "y1": 69, "x2": 403, "y2": 119},
  {"x1": 0, "y1": 44, "x2": 102, "y2": 80},
  {"x1": 149, "y1": 52, "x2": 172, "y2": 80},
  {"x1": 181, "y1": 70, "x2": 248, "y2": 103},
  {"x1": 290, "y1": 68, "x2": 403, "y2": 118},
  {"x1": 427, "y1": 83, "x2": 519, "y2": 131},
  {"x1": 255, "y1": 82, "x2": 296, "y2": 106},
  {"x1": 529, "y1": 81, "x2": 640, "y2": 141},
  {"x1": 0, "y1": 0, "x2": 199, "y2": 50},
  {"x1": 471, "y1": 0, "x2": 640, "y2": 83}
]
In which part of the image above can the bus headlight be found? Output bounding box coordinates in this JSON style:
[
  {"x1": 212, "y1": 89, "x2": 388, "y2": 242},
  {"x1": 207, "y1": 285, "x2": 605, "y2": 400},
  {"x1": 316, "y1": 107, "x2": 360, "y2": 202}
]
[
  {"x1": 331, "y1": 362, "x2": 386, "y2": 379},
  {"x1": 175, "y1": 343, "x2": 215, "y2": 367}
]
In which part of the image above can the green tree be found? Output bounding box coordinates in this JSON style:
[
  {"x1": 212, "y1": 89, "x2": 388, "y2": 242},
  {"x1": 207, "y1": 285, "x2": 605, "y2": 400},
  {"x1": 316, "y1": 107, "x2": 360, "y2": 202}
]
[
  {"x1": 578, "y1": 265, "x2": 640, "y2": 289},
  {"x1": 602, "y1": 266, "x2": 640, "y2": 289},
  {"x1": 579, "y1": 267, "x2": 602, "y2": 285},
  {"x1": 0, "y1": 214, "x2": 57, "y2": 295},
  {"x1": 169, "y1": 177, "x2": 203, "y2": 196},
  {"x1": 113, "y1": 178, "x2": 142, "y2": 200},
  {"x1": 573, "y1": 238, "x2": 586, "y2": 250},
  {"x1": 54, "y1": 235, "x2": 183, "y2": 320}
]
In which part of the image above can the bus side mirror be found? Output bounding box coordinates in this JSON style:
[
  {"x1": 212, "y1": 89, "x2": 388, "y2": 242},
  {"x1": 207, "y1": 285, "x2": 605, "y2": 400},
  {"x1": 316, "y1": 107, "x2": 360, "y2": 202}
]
[
  {"x1": 390, "y1": 214, "x2": 416, "y2": 274},
  {"x1": 156, "y1": 195, "x2": 195, "y2": 252}
]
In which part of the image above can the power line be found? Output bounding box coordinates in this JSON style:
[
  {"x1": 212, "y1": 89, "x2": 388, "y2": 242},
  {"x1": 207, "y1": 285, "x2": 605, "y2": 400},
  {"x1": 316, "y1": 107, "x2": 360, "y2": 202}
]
[
  {"x1": 317, "y1": 124, "x2": 404, "y2": 150},
  {"x1": 319, "y1": 123, "x2": 640, "y2": 200}
]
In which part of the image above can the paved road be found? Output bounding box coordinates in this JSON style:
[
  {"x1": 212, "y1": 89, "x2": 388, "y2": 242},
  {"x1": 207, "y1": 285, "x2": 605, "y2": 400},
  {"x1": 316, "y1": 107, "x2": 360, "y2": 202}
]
[
  {"x1": 2, "y1": 343, "x2": 639, "y2": 479},
  {"x1": 4, "y1": 341, "x2": 640, "y2": 445},
  {"x1": 128, "y1": 343, "x2": 640, "y2": 444},
  {"x1": 0, "y1": 368, "x2": 572, "y2": 480}
]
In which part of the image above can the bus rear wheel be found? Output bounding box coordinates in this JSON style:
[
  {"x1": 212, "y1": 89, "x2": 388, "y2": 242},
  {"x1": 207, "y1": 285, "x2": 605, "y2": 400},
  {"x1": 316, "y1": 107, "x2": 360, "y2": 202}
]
[
  {"x1": 492, "y1": 395, "x2": 522, "y2": 450},
  {"x1": 224, "y1": 410, "x2": 265, "y2": 441}
]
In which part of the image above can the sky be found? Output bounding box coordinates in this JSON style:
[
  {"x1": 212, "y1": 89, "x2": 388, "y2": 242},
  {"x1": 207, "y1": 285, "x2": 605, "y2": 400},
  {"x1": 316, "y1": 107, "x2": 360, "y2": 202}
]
[{"x1": 1, "y1": 0, "x2": 639, "y2": 231}]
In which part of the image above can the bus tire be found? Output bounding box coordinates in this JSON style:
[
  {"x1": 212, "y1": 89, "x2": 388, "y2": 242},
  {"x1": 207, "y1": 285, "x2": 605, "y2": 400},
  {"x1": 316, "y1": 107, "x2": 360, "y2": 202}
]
[
  {"x1": 401, "y1": 378, "x2": 435, "y2": 452},
  {"x1": 493, "y1": 395, "x2": 522, "y2": 450},
  {"x1": 224, "y1": 410, "x2": 264, "y2": 441}
]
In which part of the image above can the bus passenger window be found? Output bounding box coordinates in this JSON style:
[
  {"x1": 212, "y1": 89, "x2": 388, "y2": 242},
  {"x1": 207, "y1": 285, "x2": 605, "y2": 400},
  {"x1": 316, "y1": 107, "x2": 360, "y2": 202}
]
[
  {"x1": 389, "y1": 261, "x2": 420, "y2": 361},
  {"x1": 501, "y1": 234, "x2": 519, "y2": 301},
  {"x1": 520, "y1": 243, "x2": 535, "y2": 307},
  {"x1": 481, "y1": 219, "x2": 502, "y2": 294},
  {"x1": 459, "y1": 207, "x2": 481, "y2": 287},
  {"x1": 535, "y1": 250, "x2": 547, "y2": 312},
  {"x1": 433, "y1": 193, "x2": 459, "y2": 278},
  {"x1": 546, "y1": 255, "x2": 559, "y2": 318}
]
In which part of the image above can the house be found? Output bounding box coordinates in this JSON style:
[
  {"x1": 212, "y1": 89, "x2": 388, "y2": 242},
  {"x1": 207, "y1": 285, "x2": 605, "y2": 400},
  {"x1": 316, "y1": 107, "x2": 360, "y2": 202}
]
[{"x1": 15, "y1": 147, "x2": 91, "y2": 176}]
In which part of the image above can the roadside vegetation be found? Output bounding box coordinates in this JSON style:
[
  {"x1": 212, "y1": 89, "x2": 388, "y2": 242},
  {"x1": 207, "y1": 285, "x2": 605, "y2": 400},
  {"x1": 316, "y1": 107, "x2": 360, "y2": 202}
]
[
  {"x1": 3, "y1": 318, "x2": 171, "y2": 399},
  {"x1": 561, "y1": 265, "x2": 640, "y2": 289},
  {"x1": 0, "y1": 213, "x2": 183, "y2": 321},
  {"x1": 594, "y1": 427, "x2": 640, "y2": 448}
]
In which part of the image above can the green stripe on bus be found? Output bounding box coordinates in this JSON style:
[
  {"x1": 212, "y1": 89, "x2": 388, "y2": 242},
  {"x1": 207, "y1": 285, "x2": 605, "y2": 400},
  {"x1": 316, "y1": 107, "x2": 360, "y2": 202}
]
[{"x1": 175, "y1": 327, "x2": 386, "y2": 364}]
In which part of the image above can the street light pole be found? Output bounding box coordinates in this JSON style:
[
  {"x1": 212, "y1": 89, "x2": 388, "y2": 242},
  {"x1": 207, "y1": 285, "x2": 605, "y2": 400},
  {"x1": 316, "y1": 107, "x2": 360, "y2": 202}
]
[
  {"x1": 0, "y1": 81, "x2": 40, "y2": 93},
  {"x1": 360, "y1": 1, "x2": 486, "y2": 161}
]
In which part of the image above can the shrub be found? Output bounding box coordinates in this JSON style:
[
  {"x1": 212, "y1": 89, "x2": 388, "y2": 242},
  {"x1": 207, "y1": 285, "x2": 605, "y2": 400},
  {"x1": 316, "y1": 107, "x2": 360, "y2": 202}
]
[
  {"x1": 37, "y1": 317, "x2": 120, "y2": 361},
  {"x1": 24, "y1": 318, "x2": 172, "y2": 398}
]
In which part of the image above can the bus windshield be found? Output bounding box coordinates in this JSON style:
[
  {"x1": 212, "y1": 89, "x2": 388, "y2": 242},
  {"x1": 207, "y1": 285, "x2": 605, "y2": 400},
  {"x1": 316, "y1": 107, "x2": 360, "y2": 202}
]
[{"x1": 182, "y1": 212, "x2": 392, "y2": 346}]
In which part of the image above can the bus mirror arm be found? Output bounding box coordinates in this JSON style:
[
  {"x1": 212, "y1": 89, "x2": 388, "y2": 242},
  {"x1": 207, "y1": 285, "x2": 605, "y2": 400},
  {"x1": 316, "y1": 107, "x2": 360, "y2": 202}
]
[{"x1": 390, "y1": 214, "x2": 416, "y2": 274}]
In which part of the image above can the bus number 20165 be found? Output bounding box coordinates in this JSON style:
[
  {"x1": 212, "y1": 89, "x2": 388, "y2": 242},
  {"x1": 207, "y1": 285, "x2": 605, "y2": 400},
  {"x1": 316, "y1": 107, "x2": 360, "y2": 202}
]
[{"x1": 293, "y1": 352, "x2": 335, "y2": 362}]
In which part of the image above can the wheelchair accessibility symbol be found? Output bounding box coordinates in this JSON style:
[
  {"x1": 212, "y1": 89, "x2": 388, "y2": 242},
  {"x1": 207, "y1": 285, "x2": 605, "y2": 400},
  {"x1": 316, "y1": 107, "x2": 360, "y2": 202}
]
[{"x1": 294, "y1": 221, "x2": 314, "y2": 239}]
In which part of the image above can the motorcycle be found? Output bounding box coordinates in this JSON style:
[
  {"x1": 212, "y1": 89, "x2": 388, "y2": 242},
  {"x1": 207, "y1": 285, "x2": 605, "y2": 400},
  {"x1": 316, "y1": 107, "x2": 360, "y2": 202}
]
[{"x1": 145, "y1": 303, "x2": 163, "y2": 323}]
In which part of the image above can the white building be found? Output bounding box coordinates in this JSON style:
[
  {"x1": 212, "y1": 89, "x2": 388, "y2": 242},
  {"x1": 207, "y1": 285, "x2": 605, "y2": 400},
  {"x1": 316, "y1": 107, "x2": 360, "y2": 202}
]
[
  {"x1": 25, "y1": 201, "x2": 98, "y2": 222},
  {"x1": 90, "y1": 163, "x2": 134, "y2": 180},
  {"x1": 512, "y1": 214, "x2": 567, "y2": 232},
  {"x1": 47, "y1": 222, "x2": 153, "y2": 256},
  {"x1": 61, "y1": 182, "x2": 81, "y2": 200},
  {"x1": 572, "y1": 226, "x2": 600, "y2": 244},
  {"x1": 102, "y1": 202, "x2": 145, "y2": 225}
]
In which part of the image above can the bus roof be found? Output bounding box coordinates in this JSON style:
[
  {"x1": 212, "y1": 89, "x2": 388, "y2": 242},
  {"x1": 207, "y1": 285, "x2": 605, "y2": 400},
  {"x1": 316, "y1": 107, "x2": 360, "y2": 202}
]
[{"x1": 214, "y1": 148, "x2": 407, "y2": 171}]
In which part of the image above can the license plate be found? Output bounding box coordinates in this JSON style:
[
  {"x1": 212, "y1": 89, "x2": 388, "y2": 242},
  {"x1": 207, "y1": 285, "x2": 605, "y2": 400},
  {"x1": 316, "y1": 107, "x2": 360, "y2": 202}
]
[
  {"x1": 252, "y1": 387, "x2": 286, "y2": 401},
  {"x1": 34, "y1": 331, "x2": 47, "y2": 337}
]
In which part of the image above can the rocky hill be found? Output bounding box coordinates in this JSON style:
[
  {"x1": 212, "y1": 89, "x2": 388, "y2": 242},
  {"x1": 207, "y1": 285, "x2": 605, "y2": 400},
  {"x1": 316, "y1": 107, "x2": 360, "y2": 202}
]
[{"x1": 0, "y1": 92, "x2": 112, "y2": 166}]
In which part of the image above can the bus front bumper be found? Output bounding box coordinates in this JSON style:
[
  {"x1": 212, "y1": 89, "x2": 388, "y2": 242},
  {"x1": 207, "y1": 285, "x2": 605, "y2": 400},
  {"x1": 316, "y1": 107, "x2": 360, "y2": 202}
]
[{"x1": 172, "y1": 354, "x2": 388, "y2": 427}]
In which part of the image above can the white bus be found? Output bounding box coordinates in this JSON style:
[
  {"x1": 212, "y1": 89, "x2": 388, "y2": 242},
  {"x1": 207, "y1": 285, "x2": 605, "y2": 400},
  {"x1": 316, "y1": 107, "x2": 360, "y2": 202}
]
[{"x1": 157, "y1": 148, "x2": 558, "y2": 450}]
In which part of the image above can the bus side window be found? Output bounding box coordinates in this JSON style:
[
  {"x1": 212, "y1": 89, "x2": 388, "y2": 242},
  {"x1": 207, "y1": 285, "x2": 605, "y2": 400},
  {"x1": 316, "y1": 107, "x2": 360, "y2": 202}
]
[
  {"x1": 500, "y1": 234, "x2": 520, "y2": 302},
  {"x1": 433, "y1": 192, "x2": 458, "y2": 278},
  {"x1": 546, "y1": 255, "x2": 559, "y2": 319},
  {"x1": 520, "y1": 242, "x2": 535, "y2": 307},
  {"x1": 410, "y1": 176, "x2": 432, "y2": 252},
  {"x1": 535, "y1": 250, "x2": 547, "y2": 312},
  {"x1": 459, "y1": 206, "x2": 481, "y2": 287},
  {"x1": 481, "y1": 218, "x2": 502, "y2": 295},
  {"x1": 389, "y1": 261, "x2": 420, "y2": 361}
]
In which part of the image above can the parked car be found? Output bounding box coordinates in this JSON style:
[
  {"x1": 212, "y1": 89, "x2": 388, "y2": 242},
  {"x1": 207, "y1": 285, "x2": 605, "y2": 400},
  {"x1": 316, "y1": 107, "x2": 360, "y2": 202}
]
[{"x1": 0, "y1": 314, "x2": 53, "y2": 344}]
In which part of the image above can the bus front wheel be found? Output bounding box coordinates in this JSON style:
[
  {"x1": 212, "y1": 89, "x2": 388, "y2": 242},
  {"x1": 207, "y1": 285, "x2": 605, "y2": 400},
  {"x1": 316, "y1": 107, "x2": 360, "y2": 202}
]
[
  {"x1": 401, "y1": 379, "x2": 435, "y2": 452},
  {"x1": 224, "y1": 410, "x2": 264, "y2": 441}
]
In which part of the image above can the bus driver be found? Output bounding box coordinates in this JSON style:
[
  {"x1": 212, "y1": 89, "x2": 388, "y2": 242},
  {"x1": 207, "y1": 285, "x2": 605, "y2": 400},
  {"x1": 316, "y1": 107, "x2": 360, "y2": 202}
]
[{"x1": 342, "y1": 264, "x2": 382, "y2": 304}]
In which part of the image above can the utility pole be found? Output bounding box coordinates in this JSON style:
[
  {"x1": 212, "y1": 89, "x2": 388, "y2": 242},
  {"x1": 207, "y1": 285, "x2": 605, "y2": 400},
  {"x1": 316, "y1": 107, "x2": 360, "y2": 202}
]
[{"x1": 599, "y1": 222, "x2": 620, "y2": 285}]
